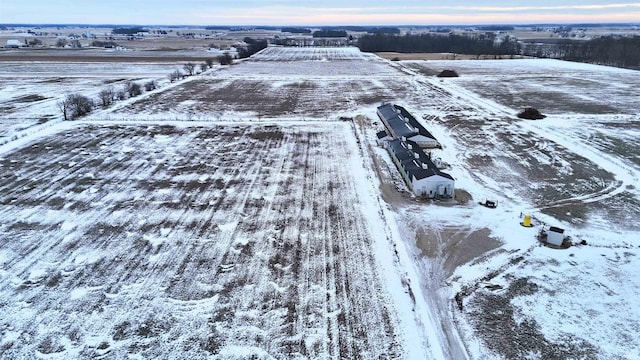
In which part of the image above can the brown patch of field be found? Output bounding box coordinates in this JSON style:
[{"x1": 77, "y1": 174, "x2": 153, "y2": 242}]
[{"x1": 416, "y1": 226, "x2": 502, "y2": 276}]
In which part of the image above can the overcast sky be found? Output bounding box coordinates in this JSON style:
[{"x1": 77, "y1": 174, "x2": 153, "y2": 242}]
[{"x1": 1, "y1": 1, "x2": 640, "y2": 25}]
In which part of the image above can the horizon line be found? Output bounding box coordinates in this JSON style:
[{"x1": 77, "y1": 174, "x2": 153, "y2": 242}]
[{"x1": 2, "y1": 22, "x2": 640, "y2": 28}]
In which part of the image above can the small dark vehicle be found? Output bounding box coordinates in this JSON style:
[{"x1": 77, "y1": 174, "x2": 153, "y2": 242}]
[{"x1": 479, "y1": 199, "x2": 498, "y2": 208}]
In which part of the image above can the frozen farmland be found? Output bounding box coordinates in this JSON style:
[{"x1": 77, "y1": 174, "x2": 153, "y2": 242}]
[{"x1": 1, "y1": 46, "x2": 640, "y2": 359}]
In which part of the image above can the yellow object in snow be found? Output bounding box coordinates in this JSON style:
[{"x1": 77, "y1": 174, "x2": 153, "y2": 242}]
[{"x1": 521, "y1": 215, "x2": 532, "y2": 227}]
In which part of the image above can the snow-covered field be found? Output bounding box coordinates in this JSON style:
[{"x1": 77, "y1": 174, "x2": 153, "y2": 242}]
[
  {"x1": 0, "y1": 122, "x2": 437, "y2": 358},
  {"x1": 0, "y1": 61, "x2": 181, "y2": 142},
  {"x1": 1, "y1": 47, "x2": 639, "y2": 359}
]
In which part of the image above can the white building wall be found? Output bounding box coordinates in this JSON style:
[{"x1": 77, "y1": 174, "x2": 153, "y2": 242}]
[
  {"x1": 412, "y1": 175, "x2": 455, "y2": 199},
  {"x1": 547, "y1": 230, "x2": 564, "y2": 246}
]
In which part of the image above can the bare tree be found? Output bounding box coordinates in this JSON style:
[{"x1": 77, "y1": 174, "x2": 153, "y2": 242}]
[
  {"x1": 98, "y1": 86, "x2": 116, "y2": 107},
  {"x1": 55, "y1": 38, "x2": 68, "y2": 47},
  {"x1": 169, "y1": 70, "x2": 182, "y2": 82},
  {"x1": 125, "y1": 81, "x2": 142, "y2": 97},
  {"x1": 58, "y1": 94, "x2": 93, "y2": 120},
  {"x1": 28, "y1": 38, "x2": 43, "y2": 47},
  {"x1": 57, "y1": 98, "x2": 71, "y2": 120},
  {"x1": 143, "y1": 80, "x2": 157, "y2": 91},
  {"x1": 116, "y1": 90, "x2": 127, "y2": 100},
  {"x1": 217, "y1": 52, "x2": 233, "y2": 65},
  {"x1": 183, "y1": 62, "x2": 196, "y2": 76},
  {"x1": 200, "y1": 63, "x2": 208, "y2": 73},
  {"x1": 205, "y1": 58, "x2": 214, "y2": 68}
]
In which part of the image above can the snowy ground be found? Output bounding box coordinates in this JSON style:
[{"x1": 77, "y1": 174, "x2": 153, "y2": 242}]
[
  {"x1": 0, "y1": 122, "x2": 438, "y2": 358},
  {"x1": 0, "y1": 61, "x2": 184, "y2": 143},
  {"x1": 394, "y1": 59, "x2": 640, "y2": 359},
  {"x1": 1, "y1": 47, "x2": 639, "y2": 359}
]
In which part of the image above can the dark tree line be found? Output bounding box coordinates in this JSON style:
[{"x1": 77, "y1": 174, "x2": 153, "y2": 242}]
[
  {"x1": 281, "y1": 27, "x2": 311, "y2": 34},
  {"x1": 357, "y1": 33, "x2": 520, "y2": 56},
  {"x1": 313, "y1": 30, "x2": 348, "y2": 38},
  {"x1": 90, "y1": 40, "x2": 119, "y2": 47},
  {"x1": 237, "y1": 37, "x2": 268, "y2": 58},
  {"x1": 369, "y1": 27, "x2": 401, "y2": 35},
  {"x1": 112, "y1": 27, "x2": 148, "y2": 35},
  {"x1": 522, "y1": 36, "x2": 640, "y2": 70}
]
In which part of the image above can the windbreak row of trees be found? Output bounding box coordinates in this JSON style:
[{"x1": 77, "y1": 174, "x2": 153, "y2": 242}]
[
  {"x1": 112, "y1": 27, "x2": 148, "y2": 35},
  {"x1": 58, "y1": 80, "x2": 156, "y2": 120},
  {"x1": 281, "y1": 27, "x2": 311, "y2": 34},
  {"x1": 313, "y1": 30, "x2": 348, "y2": 38},
  {"x1": 237, "y1": 37, "x2": 268, "y2": 58},
  {"x1": 357, "y1": 33, "x2": 521, "y2": 56},
  {"x1": 522, "y1": 36, "x2": 640, "y2": 70},
  {"x1": 58, "y1": 56, "x2": 234, "y2": 121}
]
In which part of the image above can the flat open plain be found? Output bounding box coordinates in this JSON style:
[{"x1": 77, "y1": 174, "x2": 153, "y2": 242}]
[{"x1": 1, "y1": 46, "x2": 639, "y2": 359}]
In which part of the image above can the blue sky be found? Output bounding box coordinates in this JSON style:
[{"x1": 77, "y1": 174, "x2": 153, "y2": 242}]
[{"x1": 1, "y1": 1, "x2": 639, "y2": 25}]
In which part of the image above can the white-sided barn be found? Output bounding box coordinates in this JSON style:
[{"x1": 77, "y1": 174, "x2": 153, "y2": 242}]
[{"x1": 387, "y1": 138, "x2": 455, "y2": 199}]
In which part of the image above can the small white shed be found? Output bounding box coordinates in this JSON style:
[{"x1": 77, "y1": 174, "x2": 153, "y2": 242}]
[
  {"x1": 6, "y1": 40, "x2": 22, "y2": 48},
  {"x1": 547, "y1": 226, "x2": 565, "y2": 246},
  {"x1": 408, "y1": 134, "x2": 439, "y2": 148}
]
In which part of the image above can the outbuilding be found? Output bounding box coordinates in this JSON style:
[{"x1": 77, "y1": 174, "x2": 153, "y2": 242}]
[
  {"x1": 387, "y1": 139, "x2": 455, "y2": 199},
  {"x1": 5, "y1": 40, "x2": 22, "y2": 48},
  {"x1": 377, "y1": 103, "x2": 440, "y2": 148},
  {"x1": 547, "y1": 227, "x2": 565, "y2": 246}
]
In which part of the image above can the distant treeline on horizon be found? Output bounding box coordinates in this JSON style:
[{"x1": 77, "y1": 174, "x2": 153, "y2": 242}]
[{"x1": 2, "y1": 23, "x2": 639, "y2": 31}]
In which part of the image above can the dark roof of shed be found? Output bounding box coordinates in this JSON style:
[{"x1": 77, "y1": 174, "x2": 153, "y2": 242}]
[
  {"x1": 388, "y1": 139, "x2": 453, "y2": 180},
  {"x1": 377, "y1": 103, "x2": 419, "y2": 139},
  {"x1": 376, "y1": 130, "x2": 388, "y2": 139},
  {"x1": 393, "y1": 105, "x2": 438, "y2": 141}
]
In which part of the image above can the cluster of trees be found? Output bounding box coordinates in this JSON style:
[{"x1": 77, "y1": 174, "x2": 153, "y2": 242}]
[
  {"x1": 217, "y1": 53, "x2": 233, "y2": 65},
  {"x1": 369, "y1": 28, "x2": 401, "y2": 35},
  {"x1": 357, "y1": 33, "x2": 520, "y2": 56},
  {"x1": 237, "y1": 37, "x2": 268, "y2": 58},
  {"x1": 313, "y1": 30, "x2": 348, "y2": 38},
  {"x1": 168, "y1": 58, "x2": 226, "y2": 82},
  {"x1": 57, "y1": 53, "x2": 236, "y2": 120},
  {"x1": 58, "y1": 94, "x2": 94, "y2": 121},
  {"x1": 281, "y1": 27, "x2": 311, "y2": 34},
  {"x1": 90, "y1": 40, "x2": 119, "y2": 48},
  {"x1": 112, "y1": 27, "x2": 148, "y2": 35},
  {"x1": 27, "y1": 38, "x2": 42, "y2": 46},
  {"x1": 522, "y1": 36, "x2": 640, "y2": 70},
  {"x1": 58, "y1": 79, "x2": 159, "y2": 120},
  {"x1": 55, "y1": 38, "x2": 82, "y2": 48}
]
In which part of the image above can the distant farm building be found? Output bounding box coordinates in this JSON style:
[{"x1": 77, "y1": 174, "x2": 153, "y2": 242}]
[
  {"x1": 387, "y1": 138, "x2": 454, "y2": 199},
  {"x1": 376, "y1": 103, "x2": 439, "y2": 148},
  {"x1": 5, "y1": 40, "x2": 22, "y2": 48}
]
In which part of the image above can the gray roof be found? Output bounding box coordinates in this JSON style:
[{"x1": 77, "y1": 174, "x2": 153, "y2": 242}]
[
  {"x1": 394, "y1": 105, "x2": 438, "y2": 141},
  {"x1": 377, "y1": 103, "x2": 438, "y2": 142},
  {"x1": 388, "y1": 139, "x2": 453, "y2": 181},
  {"x1": 377, "y1": 103, "x2": 419, "y2": 139}
]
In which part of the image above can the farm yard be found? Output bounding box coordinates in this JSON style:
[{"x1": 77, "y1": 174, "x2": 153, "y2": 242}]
[{"x1": 1, "y1": 46, "x2": 640, "y2": 359}]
